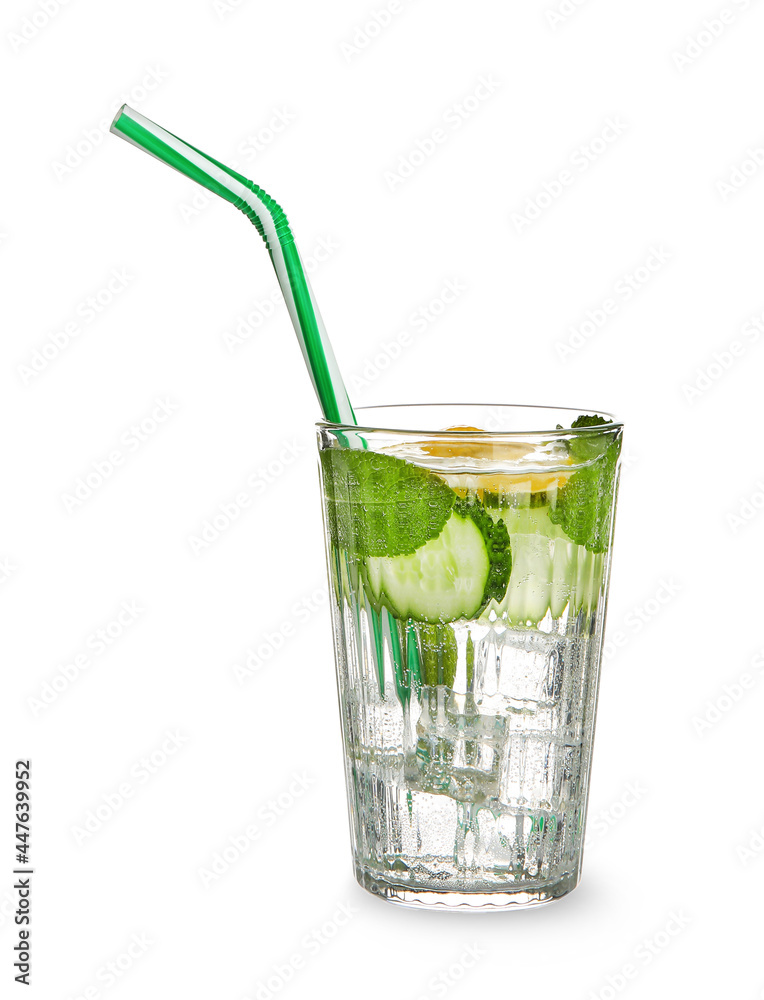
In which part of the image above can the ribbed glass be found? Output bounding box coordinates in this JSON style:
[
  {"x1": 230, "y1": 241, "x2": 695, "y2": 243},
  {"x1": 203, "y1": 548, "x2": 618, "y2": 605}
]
[{"x1": 317, "y1": 404, "x2": 622, "y2": 909}]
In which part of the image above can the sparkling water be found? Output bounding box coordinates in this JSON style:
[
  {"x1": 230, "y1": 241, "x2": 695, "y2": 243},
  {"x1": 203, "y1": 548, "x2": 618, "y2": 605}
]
[
  {"x1": 328, "y1": 552, "x2": 607, "y2": 908},
  {"x1": 319, "y1": 414, "x2": 620, "y2": 909}
]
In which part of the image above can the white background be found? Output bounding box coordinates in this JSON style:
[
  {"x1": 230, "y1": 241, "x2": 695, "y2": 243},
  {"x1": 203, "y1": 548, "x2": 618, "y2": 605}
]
[{"x1": 2, "y1": 0, "x2": 763, "y2": 997}]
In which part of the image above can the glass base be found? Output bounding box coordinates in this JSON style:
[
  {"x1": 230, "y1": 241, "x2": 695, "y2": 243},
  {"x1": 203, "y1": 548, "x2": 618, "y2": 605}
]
[{"x1": 355, "y1": 865, "x2": 579, "y2": 911}]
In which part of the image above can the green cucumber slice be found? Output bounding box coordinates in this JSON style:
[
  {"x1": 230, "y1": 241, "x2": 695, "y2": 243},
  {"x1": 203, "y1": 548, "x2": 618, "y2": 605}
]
[
  {"x1": 492, "y1": 505, "x2": 563, "y2": 624},
  {"x1": 492, "y1": 504, "x2": 605, "y2": 624},
  {"x1": 550, "y1": 537, "x2": 576, "y2": 618},
  {"x1": 363, "y1": 503, "x2": 510, "y2": 624},
  {"x1": 504, "y1": 531, "x2": 553, "y2": 624}
]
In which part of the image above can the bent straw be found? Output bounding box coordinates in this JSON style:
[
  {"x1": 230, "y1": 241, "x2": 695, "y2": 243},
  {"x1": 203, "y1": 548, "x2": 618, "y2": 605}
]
[
  {"x1": 110, "y1": 107, "x2": 412, "y2": 697},
  {"x1": 110, "y1": 105, "x2": 354, "y2": 426}
]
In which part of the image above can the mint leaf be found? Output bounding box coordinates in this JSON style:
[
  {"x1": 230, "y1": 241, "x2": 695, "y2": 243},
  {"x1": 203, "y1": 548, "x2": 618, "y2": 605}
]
[
  {"x1": 571, "y1": 415, "x2": 609, "y2": 428},
  {"x1": 320, "y1": 448, "x2": 455, "y2": 557},
  {"x1": 568, "y1": 414, "x2": 611, "y2": 463},
  {"x1": 550, "y1": 418, "x2": 621, "y2": 553}
]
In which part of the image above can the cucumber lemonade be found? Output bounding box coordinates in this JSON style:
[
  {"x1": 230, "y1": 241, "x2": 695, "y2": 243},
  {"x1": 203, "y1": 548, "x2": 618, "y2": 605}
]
[
  {"x1": 108, "y1": 108, "x2": 623, "y2": 911},
  {"x1": 319, "y1": 404, "x2": 622, "y2": 908}
]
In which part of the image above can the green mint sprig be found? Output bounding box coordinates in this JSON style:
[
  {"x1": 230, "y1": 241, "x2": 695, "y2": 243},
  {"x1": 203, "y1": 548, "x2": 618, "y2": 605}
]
[
  {"x1": 549, "y1": 415, "x2": 621, "y2": 553},
  {"x1": 320, "y1": 447, "x2": 455, "y2": 557}
]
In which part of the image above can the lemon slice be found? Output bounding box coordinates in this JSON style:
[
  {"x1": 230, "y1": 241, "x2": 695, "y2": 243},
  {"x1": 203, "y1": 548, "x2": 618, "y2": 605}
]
[{"x1": 416, "y1": 425, "x2": 571, "y2": 495}]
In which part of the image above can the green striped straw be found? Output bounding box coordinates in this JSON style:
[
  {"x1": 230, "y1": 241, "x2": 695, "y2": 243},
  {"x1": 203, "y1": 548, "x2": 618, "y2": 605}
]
[
  {"x1": 110, "y1": 104, "x2": 354, "y2": 426},
  {"x1": 110, "y1": 106, "x2": 413, "y2": 696}
]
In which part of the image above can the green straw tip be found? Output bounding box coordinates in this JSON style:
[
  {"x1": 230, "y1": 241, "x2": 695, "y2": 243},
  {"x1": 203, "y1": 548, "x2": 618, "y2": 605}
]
[{"x1": 110, "y1": 103, "x2": 131, "y2": 135}]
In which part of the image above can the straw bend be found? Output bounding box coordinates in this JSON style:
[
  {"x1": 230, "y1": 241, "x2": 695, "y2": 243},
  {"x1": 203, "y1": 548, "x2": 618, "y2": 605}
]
[
  {"x1": 110, "y1": 104, "x2": 354, "y2": 426},
  {"x1": 110, "y1": 104, "x2": 394, "y2": 679}
]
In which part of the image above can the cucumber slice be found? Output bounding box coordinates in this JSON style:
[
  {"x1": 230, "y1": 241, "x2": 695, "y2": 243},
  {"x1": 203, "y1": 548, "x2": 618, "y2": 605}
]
[
  {"x1": 550, "y1": 536, "x2": 576, "y2": 618},
  {"x1": 496, "y1": 502, "x2": 606, "y2": 623},
  {"x1": 492, "y1": 504, "x2": 591, "y2": 625},
  {"x1": 574, "y1": 548, "x2": 591, "y2": 613},
  {"x1": 364, "y1": 509, "x2": 496, "y2": 624},
  {"x1": 505, "y1": 530, "x2": 552, "y2": 624},
  {"x1": 495, "y1": 505, "x2": 561, "y2": 624}
]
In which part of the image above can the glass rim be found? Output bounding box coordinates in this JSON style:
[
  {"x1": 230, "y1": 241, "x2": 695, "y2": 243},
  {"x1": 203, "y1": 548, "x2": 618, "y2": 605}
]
[{"x1": 317, "y1": 402, "x2": 622, "y2": 438}]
